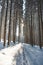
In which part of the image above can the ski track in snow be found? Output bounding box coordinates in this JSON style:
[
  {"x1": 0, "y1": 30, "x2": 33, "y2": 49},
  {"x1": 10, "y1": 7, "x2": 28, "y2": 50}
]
[
  {"x1": 0, "y1": 43, "x2": 43, "y2": 65},
  {"x1": 23, "y1": 44, "x2": 43, "y2": 65}
]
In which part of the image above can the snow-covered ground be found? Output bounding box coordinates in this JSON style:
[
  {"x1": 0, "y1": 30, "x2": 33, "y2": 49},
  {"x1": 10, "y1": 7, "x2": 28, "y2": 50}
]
[{"x1": 0, "y1": 42, "x2": 43, "y2": 65}]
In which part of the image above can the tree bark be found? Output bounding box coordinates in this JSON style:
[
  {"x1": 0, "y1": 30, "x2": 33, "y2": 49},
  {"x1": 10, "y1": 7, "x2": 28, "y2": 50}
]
[
  {"x1": 38, "y1": 0, "x2": 42, "y2": 48},
  {"x1": 8, "y1": 0, "x2": 12, "y2": 45},
  {"x1": 4, "y1": 0, "x2": 8, "y2": 46},
  {"x1": 0, "y1": 0, "x2": 5, "y2": 41}
]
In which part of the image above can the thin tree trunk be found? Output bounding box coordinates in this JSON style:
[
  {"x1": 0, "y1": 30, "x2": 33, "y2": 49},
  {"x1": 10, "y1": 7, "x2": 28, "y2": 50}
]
[
  {"x1": 38, "y1": 0, "x2": 42, "y2": 48},
  {"x1": 4, "y1": 0, "x2": 8, "y2": 46},
  {"x1": 13, "y1": 3, "x2": 15, "y2": 43},
  {"x1": 18, "y1": 11, "x2": 20, "y2": 43},
  {"x1": 8, "y1": 0, "x2": 12, "y2": 45},
  {"x1": 13, "y1": 11, "x2": 16, "y2": 43},
  {"x1": 30, "y1": 11, "x2": 33, "y2": 46}
]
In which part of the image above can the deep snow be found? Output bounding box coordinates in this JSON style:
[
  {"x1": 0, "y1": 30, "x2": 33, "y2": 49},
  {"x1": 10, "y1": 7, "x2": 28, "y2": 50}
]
[{"x1": 0, "y1": 42, "x2": 43, "y2": 65}]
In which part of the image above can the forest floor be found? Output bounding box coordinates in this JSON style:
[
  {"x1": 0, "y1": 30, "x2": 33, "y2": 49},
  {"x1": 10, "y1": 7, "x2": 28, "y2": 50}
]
[{"x1": 0, "y1": 42, "x2": 43, "y2": 65}]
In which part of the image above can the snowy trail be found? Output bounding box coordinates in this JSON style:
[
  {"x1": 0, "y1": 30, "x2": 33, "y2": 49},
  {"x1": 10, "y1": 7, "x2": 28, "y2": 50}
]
[
  {"x1": 24, "y1": 45, "x2": 38, "y2": 65},
  {"x1": 0, "y1": 43, "x2": 43, "y2": 65},
  {"x1": 13, "y1": 46, "x2": 23, "y2": 65},
  {"x1": 23, "y1": 47, "x2": 33, "y2": 65},
  {"x1": 23, "y1": 44, "x2": 43, "y2": 65},
  {"x1": 12, "y1": 45, "x2": 31, "y2": 65},
  {"x1": 23, "y1": 48, "x2": 32, "y2": 65}
]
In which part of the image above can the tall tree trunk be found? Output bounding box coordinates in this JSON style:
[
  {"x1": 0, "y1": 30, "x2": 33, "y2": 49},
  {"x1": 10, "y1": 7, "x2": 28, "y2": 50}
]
[
  {"x1": 13, "y1": 11, "x2": 15, "y2": 43},
  {"x1": 18, "y1": 11, "x2": 20, "y2": 43},
  {"x1": 13, "y1": 3, "x2": 15, "y2": 43},
  {"x1": 38, "y1": 0, "x2": 42, "y2": 48},
  {"x1": 8, "y1": 0, "x2": 12, "y2": 45},
  {"x1": 33, "y1": 14, "x2": 35, "y2": 45},
  {"x1": 4, "y1": 0, "x2": 8, "y2": 46},
  {"x1": 0, "y1": 0, "x2": 5, "y2": 41},
  {"x1": 30, "y1": 11, "x2": 33, "y2": 46},
  {"x1": 26, "y1": 19, "x2": 28, "y2": 43}
]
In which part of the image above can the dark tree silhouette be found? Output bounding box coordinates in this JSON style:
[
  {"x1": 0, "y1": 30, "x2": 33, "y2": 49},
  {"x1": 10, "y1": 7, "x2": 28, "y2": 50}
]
[
  {"x1": 4, "y1": 0, "x2": 9, "y2": 46},
  {"x1": 8, "y1": 0, "x2": 12, "y2": 45}
]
